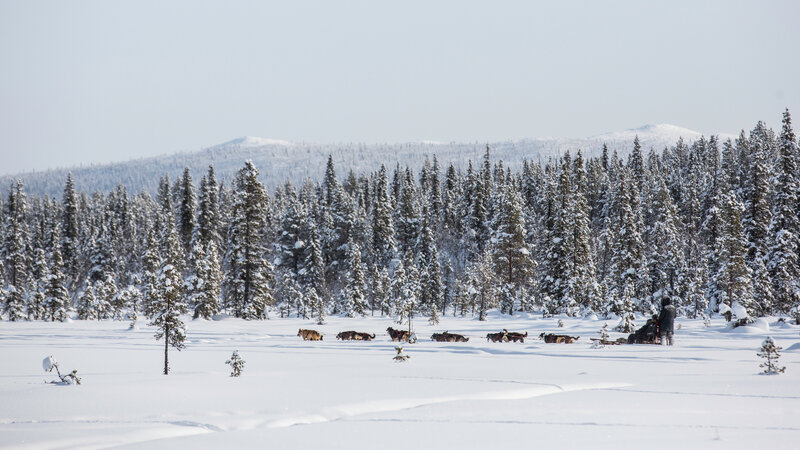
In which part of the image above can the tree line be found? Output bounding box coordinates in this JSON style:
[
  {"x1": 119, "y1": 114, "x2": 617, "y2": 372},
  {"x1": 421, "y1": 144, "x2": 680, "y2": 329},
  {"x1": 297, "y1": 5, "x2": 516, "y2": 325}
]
[{"x1": 2, "y1": 110, "x2": 799, "y2": 327}]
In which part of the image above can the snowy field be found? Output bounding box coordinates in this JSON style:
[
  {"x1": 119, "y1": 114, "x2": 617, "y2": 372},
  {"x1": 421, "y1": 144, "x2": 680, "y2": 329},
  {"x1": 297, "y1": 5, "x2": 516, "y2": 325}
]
[{"x1": 1, "y1": 313, "x2": 799, "y2": 449}]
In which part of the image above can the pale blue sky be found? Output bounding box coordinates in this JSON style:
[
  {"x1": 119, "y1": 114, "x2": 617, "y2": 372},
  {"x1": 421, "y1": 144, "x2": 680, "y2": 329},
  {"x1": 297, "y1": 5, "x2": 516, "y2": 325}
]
[{"x1": 1, "y1": 0, "x2": 798, "y2": 175}]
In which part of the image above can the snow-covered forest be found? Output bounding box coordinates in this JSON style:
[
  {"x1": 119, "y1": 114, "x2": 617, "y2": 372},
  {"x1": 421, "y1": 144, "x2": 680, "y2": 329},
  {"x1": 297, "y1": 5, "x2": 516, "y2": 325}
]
[{"x1": 2, "y1": 110, "x2": 799, "y2": 326}]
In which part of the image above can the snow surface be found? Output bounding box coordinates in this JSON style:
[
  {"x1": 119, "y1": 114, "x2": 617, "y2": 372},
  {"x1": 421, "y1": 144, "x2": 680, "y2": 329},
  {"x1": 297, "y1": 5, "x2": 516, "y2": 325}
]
[{"x1": 1, "y1": 314, "x2": 798, "y2": 449}]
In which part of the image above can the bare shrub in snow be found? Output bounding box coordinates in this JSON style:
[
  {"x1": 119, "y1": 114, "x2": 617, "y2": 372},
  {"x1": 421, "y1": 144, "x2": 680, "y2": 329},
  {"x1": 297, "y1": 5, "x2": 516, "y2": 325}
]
[{"x1": 42, "y1": 355, "x2": 81, "y2": 385}]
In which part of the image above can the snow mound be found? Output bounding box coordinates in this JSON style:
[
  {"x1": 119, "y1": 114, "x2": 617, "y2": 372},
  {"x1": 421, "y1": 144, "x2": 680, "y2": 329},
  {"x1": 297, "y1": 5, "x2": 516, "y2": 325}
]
[
  {"x1": 729, "y1": 324, "x2": 764, "y2": 335},
  {"x1": 42, "y1": 355, "x2": 57, "y2": 372},
  {"x1": 751, "y1": 318, "x2": 770, "y2": 332},
  {"x1": 784, "y1": 342, "x2": 800, "y2": 352}
]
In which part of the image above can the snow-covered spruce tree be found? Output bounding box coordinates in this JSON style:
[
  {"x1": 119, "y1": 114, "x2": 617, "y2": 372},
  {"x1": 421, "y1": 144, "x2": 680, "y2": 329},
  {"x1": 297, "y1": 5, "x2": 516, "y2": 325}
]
[
  {"x1": 226, "y1": 350, "x2": 245, "y2": 377},
  {"x1": 470, "y1": 249, "x2": 495, "y2": 321},
  {"x1": 149, "y1": 221, "x2": 188, "y2": 375},
  {"x1": 442, "y1": 162, "x2": 460, "y2": 233},
  {"x1": 187, "y1": 240, "x2": 221, "y2": 320},
  {"x1": 388, "y1": 256, "x2": 406, "y2": 317},
  {"x1": 196, "y1": 165, "x2": 221, "y2": 248},
  {"x1": 299, "y1": 219, "x2": 326, "y2": 296},
  {"x1": 94, "y1": 275, "x2": 118, "y2": 320},
  {"x1": 608, "y1": 170, "x2": 645, "y2": 312},
  {"x1": 569, "y1": 151, "x2": 599, "y2": 313},
  {"x1": 395, "y1": 250, "x2": 419, "y2": 328},
  {"x1": 497, "y1": 283, "x2": 515, "y2": 317},
  {"x1": 307, "y1": 286, "x2": 325, "y2": 325},
  {"x1": 45, "y1": 225, "x2": 70, "y2": 322},
  {"x1": 750, "y1": 256, "x2": 774, "y2": 317},
  {"x1": 324, "y1": 186, "x2": 359, "y2": 292},
  {"x1": 0, "y1": 260, "x2": 7, "y2": 319},
  {"x1": 416, "y1": 205, "x2": 435, "y2": 267},
  {"x1": 117, "y1": 282, "x2": 142, "y2": 328},
  {"x1": 681, "y1": 149, "x2": 705, "y2": 294},
  {"x1": 615, "y1": 281, "x2": 636, "y2": 333},
  {"x1": 377, "y1": 266, "x2": 392, "y2": 316},
  {"x1": 741, "y1": 130, "x2": 772, "y2": 267},
  {"x1": 223, "y1": 161, "x2": 274, "y2": 319},
  {"x1": 323, "y1": 154, "x2": 339, "y2": 207},
  {"x1": 539, "y1": 156, "x2": 572, "y2": 314},
  {"x1": 767, "y1": 109, "x2": 800, "y2": 314},
  {"x1": 469, "y1": 169, "x2": 490, "y2": 254},
  {"x1": 713, "y1": 192, "x2": 754, "y2": 316},
  {"x1": 643, "y1": 173, "x2": 684, "y2": 310},
  {"x1": 339, "y1": 238, "x2": 367, "y2": 317},
  {"x1": 28, "y1": 248, "x2": 48, "y2": 321},
  {"x1": 424, "y1": 247, "x2": 443, "y2": 325},
  {"x1": 628, "y1": 136, "x2": 645, "y2": 197},
  {"x1": 372, "y1": 165, "x2": 396, "y2": 269},
  {"x1": 441, "y1": 259, "x2": 455, "y2": 315},
  {"x1": 178, "y1": 167, "x2": 197, "y2": 253},
  {"x1": 429, "y1": 156, "x2": 442, "y2": 220},
  {"x1": 758, "y1": 336, "x2": 786, "y2": 374},
  {"x1": 3, "y1": 180, "x2": 30, "y2": 321},
  {"x1": 367, "y1": 264, "x2": 381, "y2": 315},
  {"x1": 141, "y1": 229, "x2": 160, "y2": 318},
  {"x1": 490, "y1": 183, "x2": 534, "y2": 315},
  {"x1": 87, "y1": 222, "x2": 116, "y2": 284},
  {"x1": 277, "y1": 194, "x2": 307, "y2": 276},
  {"x1": 77, "y1": 282, "x2": 97, "y2": 320},
  {"x1": 395, "y1": 169, "x2": 420, "y2": 256},
  {"x1": 279, "y1": 272, "x2": 304, "y2": 318},
  {"x1": 417, "y1": 207, "x2": 443, "y2": 320},
  {"x1": 61, "y1": 173, "x2": 80, "y2": 285}
]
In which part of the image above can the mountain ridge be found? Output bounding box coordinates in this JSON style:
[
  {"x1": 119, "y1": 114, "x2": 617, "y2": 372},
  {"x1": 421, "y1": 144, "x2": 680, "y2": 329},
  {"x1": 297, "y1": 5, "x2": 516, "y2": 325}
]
[{"x1": 1, "y1": 124, "x2": 722, "y2": 197}]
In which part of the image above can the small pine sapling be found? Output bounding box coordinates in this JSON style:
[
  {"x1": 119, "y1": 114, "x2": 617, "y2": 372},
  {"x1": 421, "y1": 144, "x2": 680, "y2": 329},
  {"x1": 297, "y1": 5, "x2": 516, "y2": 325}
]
[
  {"x1": 226, "y1": 350, "x2": 245, "y2": 377},
  {"x1": 42, "y1": 355, "x2": 81, "y2": 385},
  {"x1": 393, "y1": 346, "x2": 410, "y2": 362},
  {"x1": 557, "y1": 319, "x2": 564, "y2": 328},
  {"x1": 592, "y1": 323, "x2": 610, "y2": 349},
  {"x1": 758, "y1": 337, "x2": 786, "y2": 375}
]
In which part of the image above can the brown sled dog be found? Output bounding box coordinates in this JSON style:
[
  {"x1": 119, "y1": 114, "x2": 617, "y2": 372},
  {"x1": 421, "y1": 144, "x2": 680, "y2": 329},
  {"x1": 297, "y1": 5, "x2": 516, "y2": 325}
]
[
  {"x1": 298, "y1": 329, "x2": 323, "y2": 341},
  {"x1": 386, "y1": 327, "x2": 411, "y2": 342}
]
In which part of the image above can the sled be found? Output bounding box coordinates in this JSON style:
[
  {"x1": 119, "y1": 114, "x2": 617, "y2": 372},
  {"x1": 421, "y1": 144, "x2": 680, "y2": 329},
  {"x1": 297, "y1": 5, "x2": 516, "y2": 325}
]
[{"x1": 589, "y1": 337, "x2": 628, "y2": 345}]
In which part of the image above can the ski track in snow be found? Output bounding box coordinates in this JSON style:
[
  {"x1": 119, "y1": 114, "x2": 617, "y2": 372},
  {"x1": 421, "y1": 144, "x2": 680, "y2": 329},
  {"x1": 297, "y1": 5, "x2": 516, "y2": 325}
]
[
  {"x1": 348, "y1": 417, "x2": 800, "y2": 433},
  {"x1": 0, "y1": 382, "x2": 630, "y2": 449},
  {"x1": 261, "y1": 382, "x2": 629, "y2": 429}
]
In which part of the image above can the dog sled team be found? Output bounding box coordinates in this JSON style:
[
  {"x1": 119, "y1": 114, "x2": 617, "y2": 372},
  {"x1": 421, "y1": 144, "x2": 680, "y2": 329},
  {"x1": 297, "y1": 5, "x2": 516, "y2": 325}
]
[{"x1": 296, "y1": 297, "x2": 678, "y2": 346}]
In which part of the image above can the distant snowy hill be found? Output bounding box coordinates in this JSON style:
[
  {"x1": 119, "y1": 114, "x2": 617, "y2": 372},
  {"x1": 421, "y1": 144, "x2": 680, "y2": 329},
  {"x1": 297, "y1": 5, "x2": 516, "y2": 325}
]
[{"x1": 2, "y1": 124, "x2": 717, "y2": 196}]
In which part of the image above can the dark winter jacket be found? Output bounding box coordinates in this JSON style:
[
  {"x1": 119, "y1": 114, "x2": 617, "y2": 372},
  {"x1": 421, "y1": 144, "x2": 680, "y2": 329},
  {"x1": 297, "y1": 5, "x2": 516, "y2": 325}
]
[{"x1": 658, "y1": 304, "x2": 677, "y2": 333}]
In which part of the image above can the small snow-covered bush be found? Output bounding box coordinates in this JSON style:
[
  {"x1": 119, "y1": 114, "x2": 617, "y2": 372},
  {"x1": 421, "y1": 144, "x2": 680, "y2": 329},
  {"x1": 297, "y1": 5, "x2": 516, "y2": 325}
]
[
  {"x1": 758, "y1": 337, "x2": 785, "y2": 375},
  {"x1": 393, "y1": 346, "x2": 410, "y2": 362},
  {"x1": 43, "y1": 355, "x2": 81, "y2": 385},
  {"x1": 592, "y1": 323, "x2": 610, "y2": 349},
  {"x1": 225, "y1": 350, "x2": 245, "y2": 377}
]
